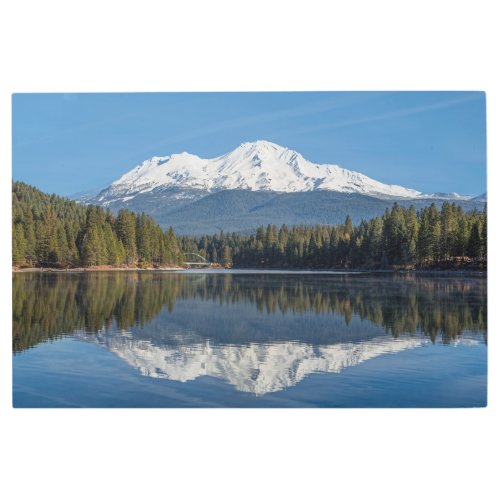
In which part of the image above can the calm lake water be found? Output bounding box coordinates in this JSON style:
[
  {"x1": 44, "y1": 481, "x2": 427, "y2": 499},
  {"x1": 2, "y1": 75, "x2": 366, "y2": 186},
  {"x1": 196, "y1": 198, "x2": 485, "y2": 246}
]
[{"x1": 12, "y1": 271, "x2": 487, "y2": 408}]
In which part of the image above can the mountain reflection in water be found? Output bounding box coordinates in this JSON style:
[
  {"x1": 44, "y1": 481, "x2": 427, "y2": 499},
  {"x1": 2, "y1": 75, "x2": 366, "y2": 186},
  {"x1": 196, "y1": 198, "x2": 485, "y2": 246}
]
[{"x1": 13, "y1": 272, "x2": 487, "y2": 395}]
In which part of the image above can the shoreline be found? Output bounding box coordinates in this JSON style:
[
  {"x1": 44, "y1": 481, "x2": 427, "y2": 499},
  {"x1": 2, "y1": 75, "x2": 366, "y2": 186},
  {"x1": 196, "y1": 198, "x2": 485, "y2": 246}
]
[
  {"x1": 12, "y1": 266, "x2": 486, "y2": 276},
  {"x1": 12, "y1": 266, "x2": 186, "y2": 273}
]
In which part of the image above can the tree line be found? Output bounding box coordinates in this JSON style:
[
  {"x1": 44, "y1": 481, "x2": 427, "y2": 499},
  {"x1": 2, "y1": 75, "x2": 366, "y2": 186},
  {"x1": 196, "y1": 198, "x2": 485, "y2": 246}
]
[
  {"x1": 12, "y1": 181, "x2": 183, "y2": 268},
  {"x1": 179, "y1": 202, "x2": 487, "y2": 269},
  {"x1": 12, "y1": 181, "x2": 487, "y2": 270}
]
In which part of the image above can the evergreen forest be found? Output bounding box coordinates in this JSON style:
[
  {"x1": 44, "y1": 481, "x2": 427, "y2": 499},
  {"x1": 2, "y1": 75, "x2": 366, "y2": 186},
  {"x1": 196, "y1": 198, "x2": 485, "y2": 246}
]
[
  {"x1": 13, "y1": 181, "x2": 486, "y2": 270},
  {"x1": 12, "y1": 182, "x2": 183, "y2": 268},
  {"x1": 179, "y1": 202, "x2": 487, "y2": 270}
]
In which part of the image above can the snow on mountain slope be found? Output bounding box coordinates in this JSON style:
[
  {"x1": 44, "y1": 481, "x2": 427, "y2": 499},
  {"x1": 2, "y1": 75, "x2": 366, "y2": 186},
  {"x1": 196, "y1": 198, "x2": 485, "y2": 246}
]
[
  {"x1": 97, "y1": 140, "x2": 423, "y2": 202},
  {"x1": 472, "y1": 192, "x2": 487, "y2": 202}
]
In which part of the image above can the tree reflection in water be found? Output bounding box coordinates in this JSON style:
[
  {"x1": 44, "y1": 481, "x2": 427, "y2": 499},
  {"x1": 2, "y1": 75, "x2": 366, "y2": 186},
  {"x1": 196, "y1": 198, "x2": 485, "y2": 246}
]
[{"x1": 13, "y1": 271, "x2": 487, "y2": 353}]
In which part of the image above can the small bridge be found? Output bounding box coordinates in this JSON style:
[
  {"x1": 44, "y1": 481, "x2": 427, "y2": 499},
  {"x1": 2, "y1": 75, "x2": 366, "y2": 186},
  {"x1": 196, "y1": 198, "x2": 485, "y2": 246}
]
[{"x1": 183, "y1": 252, "x2": 212, "y2": 267}]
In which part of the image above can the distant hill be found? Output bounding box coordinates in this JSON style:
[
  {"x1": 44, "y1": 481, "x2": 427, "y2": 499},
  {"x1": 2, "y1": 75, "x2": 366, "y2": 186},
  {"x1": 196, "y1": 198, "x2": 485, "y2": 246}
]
[{"x1": 80, "y1": 188, "x2": 485, "y2": 235}]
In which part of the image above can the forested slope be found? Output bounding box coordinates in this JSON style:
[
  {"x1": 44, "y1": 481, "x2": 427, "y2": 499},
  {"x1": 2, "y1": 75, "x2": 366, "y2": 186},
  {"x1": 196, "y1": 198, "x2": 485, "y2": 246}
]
[
  {"x1": 12, "y1": 181, "x2": 487, "y2": 271},
  {"x1": 12, "y1": 181, "x2": 183, "y2": 268},
  {"x1": 179, "y1": 202, "x2": 487, "y2": 270}
]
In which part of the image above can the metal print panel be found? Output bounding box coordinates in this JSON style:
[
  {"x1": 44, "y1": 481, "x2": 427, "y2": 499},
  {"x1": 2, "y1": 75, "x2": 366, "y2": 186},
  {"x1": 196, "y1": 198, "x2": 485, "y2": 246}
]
[{"x1": 12, "y1": 92, "x2": 487, "y2": 408}]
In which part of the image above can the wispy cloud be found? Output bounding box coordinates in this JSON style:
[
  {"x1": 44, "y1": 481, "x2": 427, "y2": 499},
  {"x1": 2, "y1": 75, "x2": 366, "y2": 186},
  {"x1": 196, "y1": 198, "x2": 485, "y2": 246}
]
[
  {"x1": 150, "y1": 94, "x2": 373, "y2": 151},
  {"x1": 14, "y1": 93, "x2": 354, "y2": 151},
  {"x1": 284, "y1": 94, "x2": 483, "y2": 136}
]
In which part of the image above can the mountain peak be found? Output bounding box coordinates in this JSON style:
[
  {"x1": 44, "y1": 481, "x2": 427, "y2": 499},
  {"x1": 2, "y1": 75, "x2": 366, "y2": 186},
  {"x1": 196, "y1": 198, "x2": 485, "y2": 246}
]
[
  {"x1": 97, "y1": 140, "x2": 427, "y2": 201},
  {"x1": 239, "y1": 139, "x2": 285, "y2": 150},
  {"x1": 233, "y1": 140, "x2": 297, "y2": 163}
]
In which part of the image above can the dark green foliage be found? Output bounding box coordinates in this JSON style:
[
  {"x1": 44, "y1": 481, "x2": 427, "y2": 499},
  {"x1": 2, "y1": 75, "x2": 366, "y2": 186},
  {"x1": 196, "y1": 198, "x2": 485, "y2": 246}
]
[
  {"x1": 13, "y1": 181, "x2": 486, "y2": 270},
  {"x1": 12, "y1": 181, "x2": 182, "y2": 268},
  {"x1": 179, "y1": 202, "x2": 487, "y2": 270}
]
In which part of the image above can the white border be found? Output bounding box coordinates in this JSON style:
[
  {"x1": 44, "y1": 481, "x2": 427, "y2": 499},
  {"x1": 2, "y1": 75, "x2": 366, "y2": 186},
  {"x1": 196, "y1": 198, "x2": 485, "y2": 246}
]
[{"x1": 1, "y1": 2, "x2": 498, "y2": 499}]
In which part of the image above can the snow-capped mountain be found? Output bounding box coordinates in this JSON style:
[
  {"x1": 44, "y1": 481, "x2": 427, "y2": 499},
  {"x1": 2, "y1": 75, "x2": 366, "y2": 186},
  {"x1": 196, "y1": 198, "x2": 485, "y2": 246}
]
[
  {"x1": 82, "y1": 140, "x2": 484, "y2": 234},
  {"x1": 96, "y1": 140, "x2": 423, "y2": 203}
]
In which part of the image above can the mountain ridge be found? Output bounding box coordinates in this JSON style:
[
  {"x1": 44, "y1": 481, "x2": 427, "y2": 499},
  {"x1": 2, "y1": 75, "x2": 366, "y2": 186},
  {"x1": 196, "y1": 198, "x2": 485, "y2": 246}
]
[
  {"x1": 93, "y1": 140, "x2": 438, "y2": 203},
  {"x1": 80, "y1": 140, "x2": 485, "y2": 234}
]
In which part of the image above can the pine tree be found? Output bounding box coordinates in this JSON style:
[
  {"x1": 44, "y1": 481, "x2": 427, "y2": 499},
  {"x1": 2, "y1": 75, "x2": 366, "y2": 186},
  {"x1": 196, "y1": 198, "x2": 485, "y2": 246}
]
[
  {"x1": 403, "y1": 206, "x2": 419, "y2": 264},
  {"x1": 222, "y1": 246, "x2": 232, "y2": 267},
  {"x1": 116, "y1": 210, "x2": 137, "y2": 265},
  {"x1": 38, "y1": 207, "x2": 60, "y2": 264},
  {"x1": 480, "y1": 206, "x2": 487, "y2": 260},
  {"x1": 468, "y1": 222, "x2": 481, "y2": 260},
  {"x1": 12, "y1": 223, "x2": 27, "y2": 265},
  {"x1": 344, "y1": 215, "x2": 353, "y2": 241}
]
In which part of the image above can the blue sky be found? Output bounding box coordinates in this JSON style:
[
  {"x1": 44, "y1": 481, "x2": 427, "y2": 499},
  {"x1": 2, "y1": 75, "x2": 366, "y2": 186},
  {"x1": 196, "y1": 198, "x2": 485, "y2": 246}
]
[{"x1": 12, "y1": 91, "x2": 486, "y2": 196}]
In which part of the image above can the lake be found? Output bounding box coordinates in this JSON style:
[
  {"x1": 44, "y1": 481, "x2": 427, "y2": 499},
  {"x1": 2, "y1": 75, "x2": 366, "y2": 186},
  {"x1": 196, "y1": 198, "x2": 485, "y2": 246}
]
[{"x1": 12, "y1": 270, "x2": 487, "y2": 408}]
